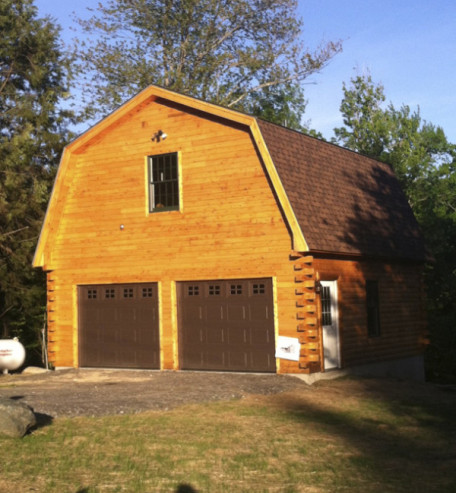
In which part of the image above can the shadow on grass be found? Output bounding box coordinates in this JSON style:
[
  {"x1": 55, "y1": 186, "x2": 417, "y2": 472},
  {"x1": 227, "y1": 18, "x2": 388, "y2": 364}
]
[
  {"x1": 4, "y1": 395, "x2": 54, "y2": 432},
  {"x1": 32, "y1": 412, "x2": 54, "y2": 430},
  {"x1": 280, "y1": 378, "x2": 456, "y2": 492},
  {"x1": 72, "y1": 481, "x2": 198, "y2": 493},
  {"x1": 175, "y1": 484, "x2": 198, "y2": 493}
]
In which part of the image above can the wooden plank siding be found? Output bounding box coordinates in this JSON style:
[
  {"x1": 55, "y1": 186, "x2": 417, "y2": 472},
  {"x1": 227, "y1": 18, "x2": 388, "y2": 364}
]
[
  {"x1": 43, "y1": 98, "x2": 305, "y2": 371},
  {"x1": 34, "y1": 86, "x2": 427, "y2": 375},
  {"x1": 313, "y1": 257, "x2": 427, "y2": 369}
]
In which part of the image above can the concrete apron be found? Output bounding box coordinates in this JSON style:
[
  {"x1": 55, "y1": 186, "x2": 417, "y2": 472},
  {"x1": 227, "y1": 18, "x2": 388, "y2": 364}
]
[{"x1": 292, "y1": 355, "x2": 425, "y2": 385}]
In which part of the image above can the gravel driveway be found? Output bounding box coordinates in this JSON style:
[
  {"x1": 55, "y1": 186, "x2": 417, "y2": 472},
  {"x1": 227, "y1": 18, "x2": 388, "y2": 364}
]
[{"x1": 0, "y1": 368, "x2": 309, "y2": 418}]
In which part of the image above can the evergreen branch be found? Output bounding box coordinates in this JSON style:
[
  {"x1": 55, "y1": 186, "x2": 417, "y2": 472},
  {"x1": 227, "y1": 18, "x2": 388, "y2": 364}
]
[
  {"x1": 0, "y1": 226, "x2": 30, "y2": 239},
  {"x1": 0, "y1": 63, "x2": 14, "y2": 95}
]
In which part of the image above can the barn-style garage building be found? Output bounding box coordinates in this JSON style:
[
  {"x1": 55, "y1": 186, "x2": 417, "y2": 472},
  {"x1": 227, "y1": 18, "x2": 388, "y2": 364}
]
[{"x1": 33, "y1": 86, "x2": 427, "y2": 378}]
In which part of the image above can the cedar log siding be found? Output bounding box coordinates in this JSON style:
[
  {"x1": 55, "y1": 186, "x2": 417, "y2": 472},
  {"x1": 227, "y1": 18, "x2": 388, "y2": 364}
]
[
  {"x1": 43, "y1": 98, "x2": 306, "y2": 371},
  {"x1": 313, "y1": 257, "x2": 427, "y2": 369},
  {"x1": 37, "y1": 88, "x2": 428, "y2": 373}
]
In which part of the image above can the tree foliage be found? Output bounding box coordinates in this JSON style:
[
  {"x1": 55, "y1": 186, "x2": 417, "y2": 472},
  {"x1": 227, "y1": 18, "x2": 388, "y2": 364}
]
[
  {"x1": 335, "y1": 74, "x2": 456, "y2": 382},
  {"x1": 334, "y1": 74, "x2": 388, "y2": 158},
  {"x1": 72, "y1": 0, "x2": 341, "y2": 128},
  {"x1": 0, "y1": 0, "x2": 72, "y2": 362}
]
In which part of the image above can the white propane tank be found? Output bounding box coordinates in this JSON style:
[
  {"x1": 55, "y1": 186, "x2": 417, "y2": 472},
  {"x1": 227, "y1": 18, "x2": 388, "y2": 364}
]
[{"x1": 0, "y1": 338, "x2": 26, "y2": 373}]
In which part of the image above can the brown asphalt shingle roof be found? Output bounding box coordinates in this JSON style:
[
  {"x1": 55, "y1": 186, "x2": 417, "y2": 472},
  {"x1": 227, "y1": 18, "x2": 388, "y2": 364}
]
[{"x1": 257, "y1": 119, "x2": 426, "y2": 261}]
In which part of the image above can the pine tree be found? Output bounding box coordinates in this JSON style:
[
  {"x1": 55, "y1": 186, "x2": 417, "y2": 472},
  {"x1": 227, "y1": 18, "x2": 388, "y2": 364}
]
[{"x1": 0, "y1": 0, "x2": 73, "y2": 363}]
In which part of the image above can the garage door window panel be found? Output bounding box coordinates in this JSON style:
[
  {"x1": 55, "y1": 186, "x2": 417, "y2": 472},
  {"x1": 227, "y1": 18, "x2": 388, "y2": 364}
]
[
  {"x1": 87, "y1": 289, "x2": 98, "y2": 299},
  {"x1": 252, "y1": 283, "x2": 266, "y2": 295},
  {"x1": 209, "y1": 285, "x2": 221, "y2": 296},
  {"x1": 230, "y1": 284, "x2": 243, "y2": 295},
  {"x1": 105, "y1": 288, "x2": 115, "y2": 299},
  {"x1": 142, "y1": 287, "x2": 153, "y2": 298}
]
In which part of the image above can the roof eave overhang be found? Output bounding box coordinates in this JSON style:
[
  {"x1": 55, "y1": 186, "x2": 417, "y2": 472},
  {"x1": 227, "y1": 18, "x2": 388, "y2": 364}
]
[{"x1": 307, "y1": 248, "x2": 428, "y2": 264}]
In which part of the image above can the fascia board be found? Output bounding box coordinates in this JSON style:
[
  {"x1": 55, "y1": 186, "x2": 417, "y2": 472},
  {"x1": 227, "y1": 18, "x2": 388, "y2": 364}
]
[
  {"x1": 249, "y1": 120, "x2": 308, "y2": 252},
  {"x1": 32, "y1": 148, "x2": 71, "y2": 268}
]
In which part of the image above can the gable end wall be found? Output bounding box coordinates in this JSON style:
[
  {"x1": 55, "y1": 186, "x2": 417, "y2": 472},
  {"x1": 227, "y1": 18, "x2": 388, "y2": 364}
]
[{"x1": 44, "y1": 99, "x2": 306, "y2": 370}]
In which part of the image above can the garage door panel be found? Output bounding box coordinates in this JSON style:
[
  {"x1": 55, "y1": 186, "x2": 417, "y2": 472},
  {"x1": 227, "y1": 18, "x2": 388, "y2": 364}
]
[
  {"x1": 206, "y1": 304, "x2": 223, "y2": 321},
  {"x1": 78, "y1": 283, "x2": 160, "y2": 369},
  {"x1": 117, "y1": 350, "x2": 136, "y2": 366},
  {"x1": 251, "y1": 352, "x2": 273, "y2": 370},
  {"x1": 118, "y1": 308, "x2": 136, "y2": 323},
  {"x1": 206, "y1": 327, "x2": 224, "y2": 344},
  {"x1": 205, "y1": 351, "x2": 225, "y2": 368},
  {"x1": 228, "y1": 351, "x2": 247, "y2": 369},
  {"x1": 137, "y1": 305, "x2": 157, "y2": 322},
  {"x1": 136, "y1": 330, "x2": 158, "y2": 346},
  {"x1": 226, "y1": 304, "x2": 245, "y2": 321},
  {"x1": 182, "y1": 326, "x2": 202, "y2": 343},
  {"x1": 183, "y1": 304, "x2": 203, "y2": 322},
  {"x1": 117, "y1": 330, "x2": 136, "y2": 345},
  {"x1": 227, "y1": 326, "x2": 246, "y2": 344},
  {"x1": 179, "y1": 278, "x2": 275, "y2": 372},
  {"x1": 249, "y1": 305, "x2": 270, "y2": 321},
  {"x1": 80, "y1": 305, "x2": 102, "y2": 324},
  {"x1": 250, "y1": 327, "x2": 272, "y2": 345},
  {"x1": 181, "y1": 349, "x2": 203, "y2": 369}
]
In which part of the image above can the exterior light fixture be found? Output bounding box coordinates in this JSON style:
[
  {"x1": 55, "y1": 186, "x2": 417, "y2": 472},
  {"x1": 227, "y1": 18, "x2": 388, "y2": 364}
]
[{"x1": 151, "y1": 130, "x2": 167, "y2": 142}]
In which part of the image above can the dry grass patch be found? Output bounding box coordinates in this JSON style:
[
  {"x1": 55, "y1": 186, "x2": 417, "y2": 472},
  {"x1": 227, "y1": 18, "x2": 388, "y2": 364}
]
[{"x1": 0, "y1": 377, "x2": 455, "y2": 492}]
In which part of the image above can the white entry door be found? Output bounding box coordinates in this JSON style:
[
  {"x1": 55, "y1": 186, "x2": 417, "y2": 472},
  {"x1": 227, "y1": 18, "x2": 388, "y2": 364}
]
[{"x1": 321, "y1": 280, "x2": 340, "y2": 370}]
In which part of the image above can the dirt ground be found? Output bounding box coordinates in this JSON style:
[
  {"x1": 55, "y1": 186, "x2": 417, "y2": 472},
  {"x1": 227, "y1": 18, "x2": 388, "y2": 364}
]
[
  {"x1": 2, "y1": 367, "x2": 453, "y2": 424},
  {"x1": 0, "y1": 368, "x2": 310, "y2": 418}
]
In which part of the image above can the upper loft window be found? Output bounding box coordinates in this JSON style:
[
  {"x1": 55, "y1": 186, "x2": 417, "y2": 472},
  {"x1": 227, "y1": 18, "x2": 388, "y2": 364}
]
[{"x1": 148, "y1": 152, "x2": 179, "y2": 212}]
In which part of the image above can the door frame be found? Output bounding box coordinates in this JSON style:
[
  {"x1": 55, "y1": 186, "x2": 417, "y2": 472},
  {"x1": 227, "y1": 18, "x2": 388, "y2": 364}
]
[{"x1": 320, "y1": 280, "x2": 341, "y2": 371}]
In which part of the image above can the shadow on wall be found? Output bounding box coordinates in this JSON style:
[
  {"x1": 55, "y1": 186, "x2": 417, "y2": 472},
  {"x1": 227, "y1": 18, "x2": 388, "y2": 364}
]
[{"x1": 318, "y1": 161, "x2": 427, "y2": 373}]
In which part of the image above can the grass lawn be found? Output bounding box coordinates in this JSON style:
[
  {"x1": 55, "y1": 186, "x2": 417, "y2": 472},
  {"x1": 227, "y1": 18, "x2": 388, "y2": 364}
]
[{"x1": 0, "y1": 377, "x2": 455, "y2": 492}]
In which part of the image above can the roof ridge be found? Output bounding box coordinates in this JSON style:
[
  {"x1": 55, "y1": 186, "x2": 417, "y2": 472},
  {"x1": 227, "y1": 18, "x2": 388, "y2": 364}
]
[{"x1": 256, "y1": 117, "x2": 395, "y2": 171}]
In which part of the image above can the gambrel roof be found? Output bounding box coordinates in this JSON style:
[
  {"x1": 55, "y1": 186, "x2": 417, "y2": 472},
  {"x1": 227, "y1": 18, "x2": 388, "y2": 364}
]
[
  {"x1": 33, "y1": 86, "x2": 426, "y2": 267},
  {"x1": 258, "y1": 119, "x2": 426, "y2": 261}
]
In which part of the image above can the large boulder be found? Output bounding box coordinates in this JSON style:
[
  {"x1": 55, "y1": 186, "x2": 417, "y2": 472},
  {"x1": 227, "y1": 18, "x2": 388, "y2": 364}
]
[{"x1": 0, "y1": 398, "x2": 36, "y2": 438}]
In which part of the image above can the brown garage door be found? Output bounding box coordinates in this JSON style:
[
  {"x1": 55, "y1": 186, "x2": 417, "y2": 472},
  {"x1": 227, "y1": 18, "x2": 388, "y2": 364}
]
[
  {"x1": 78, "y1": 283, "x2": 160, "y2": 369},
  {"x1": 178, "y1": 278, "x2": 276, "y2": 372}
]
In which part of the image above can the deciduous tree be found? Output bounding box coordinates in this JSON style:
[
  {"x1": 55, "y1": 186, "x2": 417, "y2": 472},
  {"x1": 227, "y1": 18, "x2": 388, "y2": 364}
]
[
  {"x1": 334, "y1": 73, "x2": 456, "y2": 382},
  {"x1": 72, "y1": 0, "x2": 341, "y2": 129},
  {"x1": 334, "y1": 74, "x2": 389, "y2": 159}
]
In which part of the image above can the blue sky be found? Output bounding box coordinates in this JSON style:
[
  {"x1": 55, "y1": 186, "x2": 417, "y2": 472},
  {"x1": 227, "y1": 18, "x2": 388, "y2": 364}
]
[
  {"x1": 35, "y1": 0, "x2": 456, "y2": 142},
  {"x1": 298, "y1": 1, "x2": 456, "y2": 141}
]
